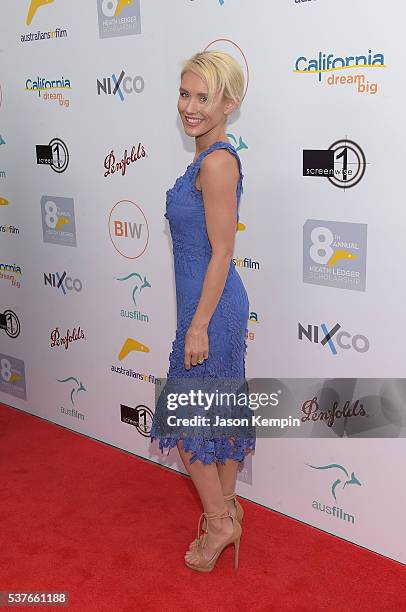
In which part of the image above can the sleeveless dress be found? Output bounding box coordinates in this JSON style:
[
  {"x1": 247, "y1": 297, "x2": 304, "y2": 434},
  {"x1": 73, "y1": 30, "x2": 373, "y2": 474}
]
[{"x1": 150, "y1": 140, "x2": 256, "y2": 464}]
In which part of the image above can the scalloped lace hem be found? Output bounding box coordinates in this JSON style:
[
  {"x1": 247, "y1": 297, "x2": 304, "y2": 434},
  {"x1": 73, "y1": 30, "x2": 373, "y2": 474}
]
[{"x1": 150, "y1": 434, "x2": 256, "y2": 465}]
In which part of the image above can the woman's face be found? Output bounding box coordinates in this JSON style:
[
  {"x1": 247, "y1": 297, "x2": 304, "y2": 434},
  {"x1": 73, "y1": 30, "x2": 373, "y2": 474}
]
[{"x1": 177, "y1": 70, "x2": 233, "y2": 137}]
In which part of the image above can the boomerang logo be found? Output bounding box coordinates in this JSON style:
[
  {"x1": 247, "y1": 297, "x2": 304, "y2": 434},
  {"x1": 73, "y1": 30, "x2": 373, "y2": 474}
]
[
  {"x1": 114, "y1": 0, "x2": 133, "y2": 16},
  {"x1": 57, "y1": 376, "x2": 86, "y2": 406},
  {"x1": 326, "y1": 250, "x2": 358, "y2": 268},
  {"x1": 307, "y1": 463, "x2": 362, "y2": 502},
  {"x1": 114, "y1": 272, "x2": 151, "y2": 306},
  {"x1": 118, "y1": 338, "x2": 150, "y2": 360},
  {"x1": 26, "y1": 0, "x2": 54, "y2": 25}
]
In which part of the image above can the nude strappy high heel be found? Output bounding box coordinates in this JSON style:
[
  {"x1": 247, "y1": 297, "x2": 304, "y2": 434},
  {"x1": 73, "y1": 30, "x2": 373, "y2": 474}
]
[
  {"x1": 189, "y1": 491, "x2": 244, "y2": 550},
  {"x1": 185, "y1": 509, "x2": 241, "y2": 572}
]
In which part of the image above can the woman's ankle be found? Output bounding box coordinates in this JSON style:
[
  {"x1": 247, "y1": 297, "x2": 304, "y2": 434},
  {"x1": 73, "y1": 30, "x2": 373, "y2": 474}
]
[
  {"x1": 224, "y1": 498, "x2": 236, "y2": 515},
  {"x1": 209, "y1": 516, "x2": 233, "y2": 534}
]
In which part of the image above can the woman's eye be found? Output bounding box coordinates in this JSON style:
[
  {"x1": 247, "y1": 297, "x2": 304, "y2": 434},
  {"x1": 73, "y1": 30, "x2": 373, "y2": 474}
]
[{"x1": 179, "y1": 93, "x2": 206, "y2": 102}]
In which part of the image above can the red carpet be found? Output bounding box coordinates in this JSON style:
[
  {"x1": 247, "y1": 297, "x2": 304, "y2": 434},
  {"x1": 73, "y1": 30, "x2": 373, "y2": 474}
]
[{"x1": 0, "y1": 403, "x2": 404, "y2": 612}]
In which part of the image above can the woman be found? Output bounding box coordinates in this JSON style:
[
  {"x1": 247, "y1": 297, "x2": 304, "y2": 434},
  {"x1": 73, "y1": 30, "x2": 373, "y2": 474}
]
[{"x1": 150, "y1": 50, "x2": 256, "y2": 572}]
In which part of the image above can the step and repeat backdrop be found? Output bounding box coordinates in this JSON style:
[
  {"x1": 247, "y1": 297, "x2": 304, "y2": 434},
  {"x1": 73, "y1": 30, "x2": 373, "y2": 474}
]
[{"x1": 1, "y1": 1, "x2": 405, "y2": 564}]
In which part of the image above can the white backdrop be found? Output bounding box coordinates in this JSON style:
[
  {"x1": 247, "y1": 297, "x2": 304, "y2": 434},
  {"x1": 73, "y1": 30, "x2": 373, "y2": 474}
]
[{"x1": 0, "y1": 0, "x2": 405, "y2": 564}]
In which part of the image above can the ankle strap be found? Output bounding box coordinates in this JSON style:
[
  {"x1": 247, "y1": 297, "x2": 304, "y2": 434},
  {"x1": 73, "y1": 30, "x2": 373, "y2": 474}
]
[
  {"x1": 197, "y1": 509, "x2": 232, "y2": 540},
  {"x1": 203, "y1": 509, "x2": 231, "y2": 520},
  {"x1": 223, "y1": 492, "x2": 237, "y2": 501}
]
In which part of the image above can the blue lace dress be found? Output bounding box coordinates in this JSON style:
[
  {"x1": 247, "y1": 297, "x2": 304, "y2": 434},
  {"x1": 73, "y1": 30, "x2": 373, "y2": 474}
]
[{"x1": 150, "y1": 140, "x2": 256, "y2": 464}]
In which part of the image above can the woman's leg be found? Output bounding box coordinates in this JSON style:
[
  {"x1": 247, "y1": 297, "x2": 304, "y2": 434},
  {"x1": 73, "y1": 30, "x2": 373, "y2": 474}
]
[
  {"x1": 177, "y1": 440, "x2": 234, "y2": 565},
  {"x1": 216, "y1": 458, "x2": 239, "y2": 514}
]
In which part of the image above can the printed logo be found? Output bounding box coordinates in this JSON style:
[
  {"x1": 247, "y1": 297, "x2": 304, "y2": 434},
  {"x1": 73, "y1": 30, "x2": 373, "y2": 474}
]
[
  {"x1": 96, "y1": 70, "x2": 145, "y2": 100},
  {"x1": 294, "y1": 50, "x2": 386, "y2": 94},
  {"x1": 57, "y1": 375, "x2": 86, "y2": 405},
  {"x1": 115, "y1": 271, "x2": 151, "y2": 323},
  {"x1": 26, "y1": 75, "x2": 71, "y2": 108},
  {"x1": 0, "y1": 223, "x2": 20, "y2": 236},
  {"x1": 303, "y1": 220, "x2": 367, "y2": 291},
  {"x1": 44, "y1": 271, "x2": 83, "y2": 296},
  {"x1": 232, "y1": 256, "x2": 260, "y2": 270},
  {"x1": 301, "y1": 396, "x2": 367, "y2": 428},
  {"x1": 118, "y1": 338, "x2": 150, "y2": 360},
  {"x1": 112, "y1": 365, "x2": 160, "y2": 385},
  {"x1": 226, "y1": 132, "x2": 248, "y2": 153},
  {"x1": 109, "y1": 200, "x2": 149, "y2": 259},
  {"x1": 246, "y1": 310, "x2": 259, "y2": 342},
  {"x1": 21, "y1": 27, "x2": 67, "y2": 43},
  {"x1": 303, "y1": 140, "x2": 367, "y2": 189},
  {"x1": 0, "y1": 135, "x2": 5, "y2": 146},
  {"x1": 58, "y1": 375, "x2": 86, "y2": 420},
  {"x1": 41, "y1": 196, "x2": 76, "y2": 246},
  {"x1": 121, "y1": 403, "x2": 154, "y2": 437},
  {"x1": 26, "y1": 0, "x2": 54, "y2": 25},
  {"x1": 97, "y1": 0, "x2": 141, "y2": 39},
  {"x1": 0, "y1": 197, "x2": 9, "y2": 206},
  {"x1": 307, "y1": 462, "x2": 362, "y2": 524},
  {"x1": 0, "y1": 169, "x2": 6, "y2": 179},
  {"x1": 36, "y1": 138, "x2": 69, "y2": 173},
  {"x1": 298, "y1": 322, "x2": 370, "y2": 355},
  {"x1": 104, "y1": 142, "x2": 146, "y2": 178},
  {"x1": 0, "y1": 263, "x2": 22, "y2": 288},
  {"x1": 50, "y1": 326, "x2": 86, "y2": 350},
  {"x1": 0, "y1": 354, "x2": 26, "y2": 399},
  {"x1": 0, "y1": 309, "x2": 21, "y2": 338}
]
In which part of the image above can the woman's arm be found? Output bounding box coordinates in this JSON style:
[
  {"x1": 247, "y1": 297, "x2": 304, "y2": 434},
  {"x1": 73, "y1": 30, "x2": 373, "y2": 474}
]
[{"x1": 184, "y1": 149, "x2": 240, "y2": 370}]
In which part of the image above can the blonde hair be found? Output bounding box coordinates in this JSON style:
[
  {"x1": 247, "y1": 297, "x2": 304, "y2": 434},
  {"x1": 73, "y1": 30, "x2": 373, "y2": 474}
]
[{"x1": 180, "y1": 51, "x2": 245, "y2": 110}]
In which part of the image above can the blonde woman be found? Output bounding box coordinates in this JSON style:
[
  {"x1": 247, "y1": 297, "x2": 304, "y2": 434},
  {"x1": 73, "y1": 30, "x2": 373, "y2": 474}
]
[{"x1": 150, "y1": 51, "x2": 256, "y2": 572}]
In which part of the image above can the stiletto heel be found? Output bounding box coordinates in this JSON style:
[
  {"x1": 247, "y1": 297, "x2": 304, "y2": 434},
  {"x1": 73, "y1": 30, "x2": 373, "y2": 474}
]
[
  {"x1": 234, "y1": 538, "x2": 240, "y2": 569},
  {"x1": 185, "y1": 509, "x2": 242, "y2": 573}
]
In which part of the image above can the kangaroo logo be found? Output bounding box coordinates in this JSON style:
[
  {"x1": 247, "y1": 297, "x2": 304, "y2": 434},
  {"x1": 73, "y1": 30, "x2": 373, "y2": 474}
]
[
  {"x1": 307, "y1": 462, "x2": 362, "y2": 502},
  {"x1": 114, "y1": 272, "x2": 151, "y2": 306},
  {"x1": 226, "y1": 133, "x2": 248, "y2": 152},
  {"x1": 57, "y1": 376, "x2": 86, "y2": 405}
]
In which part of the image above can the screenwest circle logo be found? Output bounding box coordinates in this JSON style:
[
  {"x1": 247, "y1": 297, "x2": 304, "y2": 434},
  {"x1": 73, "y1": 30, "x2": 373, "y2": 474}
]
[
  {"x1": 109, "y1": 200, "x2": 149, "y2": 259},
  {"x1": 303, "y1": 139, "x2": 367, "y2": 189},
  {"x1": 120, "y1": 403, "x2": 154, "y2": 437},
  {"x1": 0, "y1": 309, "x2": 21, "y2": 339},
  {"x1": 36, "y1": 138, "x2": 69, "y2": 173},
  {"x1": 294, "y1": 49, "x2": 386, "y2": 94}
]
